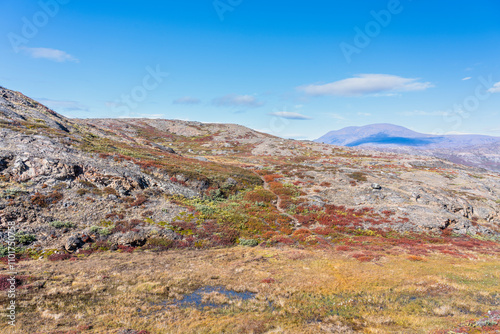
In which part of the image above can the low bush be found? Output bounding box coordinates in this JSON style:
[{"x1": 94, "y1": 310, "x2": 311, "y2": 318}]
[
  {"x1": 48, "y1": 253, "x2": 72, "y2": 261},
  {"x1": 89, "y1": 225, "x2": 114, "y2": 236},
  {"x1": 348, "y1": 172, "x2": 367, "y2": 182},
  {"x1": 239, "y1": 238, "x2": 259, "y2": 247},
  {"x1": 49, "y1": 221, "x2": 76, "y2": 229},
  {"x1": 129, "y1": 194, "x2": 148, "y2": 207},
  {"x1": 76, "y1": 189, "x2": 88, "y2": 196},
  {"x1": 31, "y1": 191, "x2": 63, "y2": 207},
  {"x1": 244, "y1": 188, "x2": 276, "y2": 203},
  {"x1": 145, "y1": 238, "x2": 174, "y2": 251},
  {"x1": 103, "y1": 187, "x2": 118, "y2": 196},
  {"x1": 15, "y1": 232, "x2": 36, "y2": 245},
  {"x1": 0, "y1": 275, "x2": 24, "y2": 291},
  {"x1": 78, "y1": 180, "x2": 97, "y2": 188}
]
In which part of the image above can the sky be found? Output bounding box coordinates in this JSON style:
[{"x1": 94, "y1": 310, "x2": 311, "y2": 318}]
[{"x1": 1, "y1": 0, "x2": 500, "y2": 140}]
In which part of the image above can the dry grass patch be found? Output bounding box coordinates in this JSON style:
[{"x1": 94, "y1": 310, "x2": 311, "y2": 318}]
[{"x1": 1, "y1": 247, "x2": 499, "y2": 333}]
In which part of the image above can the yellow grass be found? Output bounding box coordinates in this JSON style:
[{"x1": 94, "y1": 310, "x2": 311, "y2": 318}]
[{"x1": 2, "y1": 247, "x2": 499, "y2": 333}]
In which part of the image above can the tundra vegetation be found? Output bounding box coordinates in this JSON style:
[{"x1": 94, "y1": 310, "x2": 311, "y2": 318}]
[{"x1": 0, "y1": 87, "x2": 499, "y2": 333}]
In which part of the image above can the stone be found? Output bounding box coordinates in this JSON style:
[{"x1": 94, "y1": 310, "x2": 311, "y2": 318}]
[
  {"x1": 157, "y1": 228, "x2": 180, "y2": 240},
  {"x1": 117, "y1": 329, "x2": 142, "y2": 334},
  {"x1": 153, "y1": 144, "x2": 176, "y2": 154},
  {"x1": 81, "y1": 234, "x2": 92, "y2": 243},
  {"x1": 371, "y1": 183, "x2": 382, "y2": 190},
  {"x1": 65, "y1": 235, "x2": 84, "y2": 252},
  {"x1": 116, "y1": 231, "x2": 147, "y2": 247},
  {"x1": 225, "y1": 177, "x2": 238, "y2": 187}
]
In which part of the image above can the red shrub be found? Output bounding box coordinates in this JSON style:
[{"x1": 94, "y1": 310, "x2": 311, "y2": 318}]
[
  {"x1": 48, "y1": 253, "x2": 72, "y2": 261},
  {"x1": 260, "y1": 278, "x2": 276, "y2": 284},
  {"x1": 352, "y1": 252, "x2": 379, "y2": 262},
  {"x1": 129, "y1": 194, "x2": 148, "y2": 207},
  {"x1": 263, "y1": 174, "x2": 283, "y2": 183},
  {"x1": 0, "y1": 275, "x2": 24, "y2": 291},
  {"x1": 31, "y1": 191, "x2": 63, "y2": 207},
  {"x1": 272, "y1": 235, "x2": 295, "y2": 245},
  {"x1": 117, "y1": 245, "x2": 135, "y2": 253},
  {"x1": 244, "y1": 189, "x2": 276, "y2": 203}
]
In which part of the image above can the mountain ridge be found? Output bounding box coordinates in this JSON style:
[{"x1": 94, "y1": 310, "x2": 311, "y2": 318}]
[{"x1": 316, "y1": 123, "x2": 500, "y2": 172}]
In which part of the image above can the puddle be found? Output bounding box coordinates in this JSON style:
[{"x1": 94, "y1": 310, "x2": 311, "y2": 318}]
[{"x1": 165, "y1": 286, "x2": 256, "y2": 309}]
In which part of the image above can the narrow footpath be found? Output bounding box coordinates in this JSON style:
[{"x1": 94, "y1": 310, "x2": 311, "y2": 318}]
[{"x1": 252, "y1": 170, "x2": 300, "y2": 227}]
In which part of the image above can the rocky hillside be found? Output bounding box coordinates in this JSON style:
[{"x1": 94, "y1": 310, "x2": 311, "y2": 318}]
[
  {"x1": 2, "y1": 86, "x2": 500, "y2": 334},
  {"x1": 0, "y1": 86, "x2": 499, "y2": 255}
]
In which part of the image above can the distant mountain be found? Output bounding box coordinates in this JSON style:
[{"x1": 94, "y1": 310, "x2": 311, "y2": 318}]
[
  {"x1": 316, "y1": 124, "x2": 500, "y2": 172},
  {"x1": 317, "y1": 123, "x2": 499, "y2": 148}
]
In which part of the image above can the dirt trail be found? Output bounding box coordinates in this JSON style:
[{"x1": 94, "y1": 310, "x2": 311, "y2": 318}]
[{"x1": 253, "y1": 170, "x2": 300, "y2": 227}]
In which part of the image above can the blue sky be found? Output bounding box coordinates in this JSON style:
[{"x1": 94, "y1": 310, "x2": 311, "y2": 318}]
[{"x1": 1, "y1": 0, "x2": 499, "y2": 139}]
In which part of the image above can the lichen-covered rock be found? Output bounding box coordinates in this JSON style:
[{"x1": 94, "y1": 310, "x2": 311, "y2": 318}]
[{"x1": 65, "y1": 235, "x2": 84, "y2": 252}]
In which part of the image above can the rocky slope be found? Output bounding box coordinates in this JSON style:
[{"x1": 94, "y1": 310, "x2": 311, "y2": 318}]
[{"x1": 0, "y1": 86, "x2": 499, "y2": 257}]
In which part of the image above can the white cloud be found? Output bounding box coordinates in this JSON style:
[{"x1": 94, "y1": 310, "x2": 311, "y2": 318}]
[
  {"x1": 325, "y1": 113, "x2": 346, "y2": 120},
  {"x1": 104, "y1": 101, "x2": 119, "y2": 108},
  {"x1": 22, "y1": 47, "x2": 79, "y2": 63},
  {"x1": 38, "y1": 99, "x2": 88, "y2": 112},
  {"x1": 212, "y1": 94, "x2": 264, "y2": 108},
  {"x1": 268, "y1": 111, "x2": 312, "y2": 120},
  {"x1": 487, "y1": 82, "x2": 500, "y2": 93},
  {"x1": 462, "y1": 77, "x2": 472, "y2": 81},
  {"x1": 173, "y1": 96, "x2": 201, "y2": 104},
  {"x1": 442, "y1": 131, "x2": 476, "y2": 135},
  {"x1": 118, "y1": 113, "x2": 164, "y2": 119},
  {"x1": 357, "y1": 112, "x2": 371, "y2": 116},
  {"x1": 398, "y1": 110, "x2": 447, "y2": 117},
  {"x1": 298, "y1": 74, "x2": 433, "y2": 97},
  {"x1": 486, "y1": 126, "x2": 500, "y2": 133}
]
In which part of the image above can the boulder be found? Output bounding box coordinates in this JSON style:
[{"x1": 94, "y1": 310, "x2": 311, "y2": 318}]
[
  {"x1": 65, "y1": 235, "x2": 84, "y2": 252},
  {"x1": 115, "y1": 231, "x2": 147, "y2": 247},
  {"x1": 225, "y1": 177, "x2": 238, "y2": 186},
  {"x1": 153, "y1": 144, "x2": 176, "y2": 154}
]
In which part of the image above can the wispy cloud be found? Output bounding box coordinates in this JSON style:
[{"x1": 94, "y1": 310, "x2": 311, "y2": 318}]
[
  {"x1": 268, "y1": 111, "x2": 312, "y2": 120},
  {"x1": 462, "y1": 77, "x2": 472, "y2": 81},
  {"x1": 487, "y1": 82, "x2": 500, "y2": 93},
  {"x1": 212, "y1": 94, "x2": 264, "y2": 108},
  {"x1": 357, "y1": 112, "x2": 371, "y2": 116},
  {"x1": 173, "y1": 96, "x2": 201, "y2": 105},
  {"x1": 398, "y1": 110, "x2": 447, "y2": 117},
  {"x1": 22, "y1": 47, "x2": 79, "y2": 63},
  {"x1": 298, "y1": 74, "x2": 433, "y2": 97},
  {"x1": 118, "y1": 113, "x2": 164, "y2": 119},
  {"x1": 325, "y1": 113, "x2": 346, "y2": 120},
  {"x1": 486, "y1": 126, "x2": 500, "y2": 134},
  {"x1": 38, "y1": 99, "x2": 88, "y2": 113}
]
